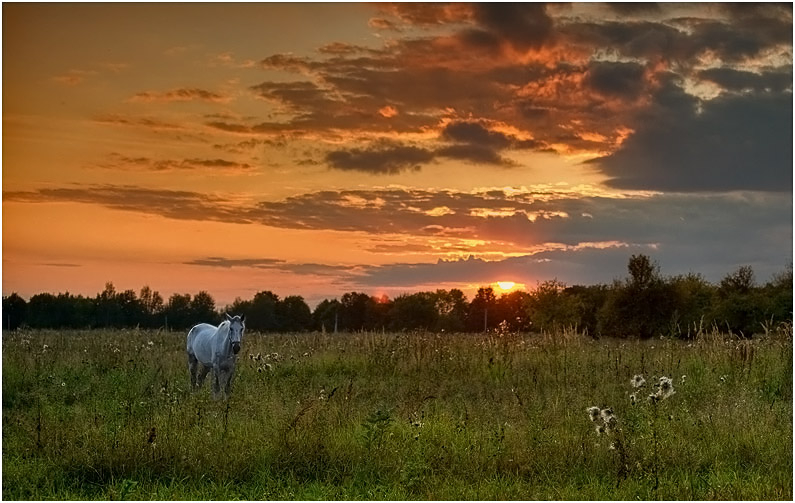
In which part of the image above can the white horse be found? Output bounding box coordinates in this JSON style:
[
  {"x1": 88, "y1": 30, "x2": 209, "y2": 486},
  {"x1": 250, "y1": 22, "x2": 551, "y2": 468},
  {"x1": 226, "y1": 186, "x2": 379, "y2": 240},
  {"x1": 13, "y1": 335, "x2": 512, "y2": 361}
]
[{"x1": 186, "y1": 313, "x2": 245, "y2": 400}]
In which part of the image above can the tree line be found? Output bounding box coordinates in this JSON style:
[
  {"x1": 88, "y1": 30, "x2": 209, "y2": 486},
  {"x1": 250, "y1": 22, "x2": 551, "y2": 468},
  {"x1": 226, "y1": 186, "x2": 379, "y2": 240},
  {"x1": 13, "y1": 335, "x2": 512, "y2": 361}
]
[{"x1": 2, "y1": 255, "x2": 792, "y2": 338}]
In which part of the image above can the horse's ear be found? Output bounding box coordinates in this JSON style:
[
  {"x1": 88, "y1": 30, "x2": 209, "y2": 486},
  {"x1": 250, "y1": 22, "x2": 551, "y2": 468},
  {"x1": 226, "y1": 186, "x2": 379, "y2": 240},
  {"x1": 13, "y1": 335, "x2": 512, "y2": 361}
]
[
  {"x1": 240, "y1": 314, "x2": 246, "y2": 323},
  {"x1": 225, "y1": 312, "x2": 232, "y2": 321}
]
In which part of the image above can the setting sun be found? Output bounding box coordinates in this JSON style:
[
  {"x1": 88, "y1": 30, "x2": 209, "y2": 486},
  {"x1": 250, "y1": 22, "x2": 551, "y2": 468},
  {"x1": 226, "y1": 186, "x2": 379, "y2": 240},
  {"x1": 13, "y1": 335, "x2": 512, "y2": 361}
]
[{"x1": 496, "y1": 281, "x2": 516, "y2": 291}]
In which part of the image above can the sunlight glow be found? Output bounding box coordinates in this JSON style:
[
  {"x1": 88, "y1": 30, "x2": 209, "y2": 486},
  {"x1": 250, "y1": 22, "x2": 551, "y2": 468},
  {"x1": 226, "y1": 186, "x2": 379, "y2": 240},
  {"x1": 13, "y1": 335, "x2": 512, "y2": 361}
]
[{"x1": 496, "y1": 281, "x2": 516, "y2": 291}]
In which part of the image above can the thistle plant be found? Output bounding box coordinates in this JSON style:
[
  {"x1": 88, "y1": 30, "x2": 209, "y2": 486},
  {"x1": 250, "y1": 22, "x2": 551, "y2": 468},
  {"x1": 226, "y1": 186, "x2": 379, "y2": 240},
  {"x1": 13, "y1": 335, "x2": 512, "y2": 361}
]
[
  {"x1": 586, "y1": 373, "x2": 679, "y2": 486},
  {"x1": 586, "y1": 405, "x2": 629, "y2": 480},
  {"x1": 648, "y1": 376, "x2": 676, "y2": 403}
]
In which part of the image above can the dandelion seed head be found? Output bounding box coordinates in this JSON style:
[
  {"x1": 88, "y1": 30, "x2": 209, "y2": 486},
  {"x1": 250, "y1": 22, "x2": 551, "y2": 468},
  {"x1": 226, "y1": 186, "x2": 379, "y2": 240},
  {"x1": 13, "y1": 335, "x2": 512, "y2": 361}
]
[
  {"x1": 600, "y1": 407, "x2": 614, "y2": 420},
  {"x1": 631, "y1": 374, "x2": 646, "y2": 388},
  {"x1": 587, "y1": 406, "x2": 600, "y2": 421}
]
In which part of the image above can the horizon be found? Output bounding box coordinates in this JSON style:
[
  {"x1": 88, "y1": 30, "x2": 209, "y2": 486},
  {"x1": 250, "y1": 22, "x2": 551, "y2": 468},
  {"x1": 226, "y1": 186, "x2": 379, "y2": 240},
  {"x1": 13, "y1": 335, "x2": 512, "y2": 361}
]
[{"x1": 3, "y1": 3, "x2": 793, "y2": 310}]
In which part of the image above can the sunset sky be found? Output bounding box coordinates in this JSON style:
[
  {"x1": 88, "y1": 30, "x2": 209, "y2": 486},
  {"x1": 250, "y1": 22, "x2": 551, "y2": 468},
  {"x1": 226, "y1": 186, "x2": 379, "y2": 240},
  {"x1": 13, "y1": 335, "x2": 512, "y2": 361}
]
[{"x1": 3, "y1": 2, "x2": 793, "y2": 308}]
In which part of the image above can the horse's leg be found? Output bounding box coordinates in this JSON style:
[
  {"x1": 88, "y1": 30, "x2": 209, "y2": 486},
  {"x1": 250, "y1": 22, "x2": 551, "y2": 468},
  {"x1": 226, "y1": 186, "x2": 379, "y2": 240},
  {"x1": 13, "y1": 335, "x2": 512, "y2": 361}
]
[
  {"x1": 211, "y1": 367, "x2": 222, "y2": 400},
  {"x1": 223, "y1": 366, "x2": 235, "y2": 399},
  {"x1": 188, "y1": 353, "x2": 199, "y2": 390},
  {"x1": 196, "y1": 365, "x2": 211, "y2": 389}
]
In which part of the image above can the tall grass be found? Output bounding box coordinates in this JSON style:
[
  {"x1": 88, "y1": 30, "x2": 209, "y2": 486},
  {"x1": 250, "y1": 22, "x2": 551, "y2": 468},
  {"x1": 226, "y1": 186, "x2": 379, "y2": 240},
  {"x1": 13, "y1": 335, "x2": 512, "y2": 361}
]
[{"x1": 2, "y1": 326, "x2": 792, "y2": 500}]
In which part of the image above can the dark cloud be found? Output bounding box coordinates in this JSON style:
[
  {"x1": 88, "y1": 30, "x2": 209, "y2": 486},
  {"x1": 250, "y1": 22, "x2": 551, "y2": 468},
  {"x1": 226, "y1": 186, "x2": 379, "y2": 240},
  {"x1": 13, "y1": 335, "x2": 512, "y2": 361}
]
[
  {"x1": 697, "y1": 67, "x2": 792, "y2": 94},
  {"x1": 436, "y1": 144, "x2": 514, "y2": 166},
  {"x1": 6, "y1": 184, "x2": 790, "y2": 286},
  {"x1": 185, "y1": 257, "x2": 284, "y2": 268},
  {"x1": 440, "y1": 121, "x2": 513, "y2": 149},
  {"x1": 3, "y1": 185, "x2": 249, "y2": 223},
  {"x1": 231, "y1": 3, "x2": 792, "y2": 178},
  {"x1": 593, "y1": 84, "x2": 793, "y2": 192},
  {"x1": 602, "y1": 3, "x2": 662, "y2": 16},
  {"x1": 324, "y1": 120, "x2": 547, "y2": 173},
  {"x1": 130, "y1": 87, "x2": 228, "y2": 103},
  {"x1": 98, "y1": 153, "x2": 256, "y2": 174},
  {"x1": 583, "y1": 61, "x2": 647, "y2": 100},
  {"x1": 324, "y1": 142, "x2": 435, "y2": 174},
  {"x1": 94, "y1": 115, "x2": 183, "y2": 130},
  {"x1": 470, "y1": 3, "x2": 554, "y2": 51},
  {"x1": 186, "y1": 257, "x2": 354, "y2": 277},
  {"x1": 353, "y1": 245, "x2": 658, "y2": 288}
]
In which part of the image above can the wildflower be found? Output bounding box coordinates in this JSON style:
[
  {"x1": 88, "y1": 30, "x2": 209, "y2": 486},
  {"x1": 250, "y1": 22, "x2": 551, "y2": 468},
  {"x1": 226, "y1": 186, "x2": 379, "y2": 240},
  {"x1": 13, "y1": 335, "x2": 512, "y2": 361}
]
[
  {"x1": 147, "y1": 341, "x2": 154, "y2": 346},
  {"x1": 648, "y1": 394, "x2": 659, "y2": 404},
  {"x1": 631, "y1": 374, "x2": 646, "y2": 388},
  {"x1": 604, "y1": 415, "x2": 618, "y2": 433},
  {"x1": 600, "y1": 407, "x2": 614, "y2": 421},
  {"x1": 630, "y1": 393, "x2": 637, "y2": 405},
  {"x1": 720, "y1": 375, "x2": 727, "y2": 383},
  {"x1": 61, "y1": 382, "x2": 66, "y2": 387},
  {"x1": 595, "y1": 424, "x2": 606, "y2": 435},
  {"x1": 608, "y1": 441, "x2": 618, "y2": 451},
  {"x1": 680, "y1": 375, "x2": 687, "y2": 385},
  {"x1": 587, "y1": 406, "x2": 600, "y2": 422},
  {"x1": 658, "y1": 376, "x2": 675, "y2": 399}
]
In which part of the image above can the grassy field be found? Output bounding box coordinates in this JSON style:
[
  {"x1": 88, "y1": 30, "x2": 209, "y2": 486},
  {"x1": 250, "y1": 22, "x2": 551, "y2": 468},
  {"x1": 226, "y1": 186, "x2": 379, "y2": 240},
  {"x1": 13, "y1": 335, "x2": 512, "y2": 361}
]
[{"x1": 2, "y1": 326, "x2": 792, "y2": 500}]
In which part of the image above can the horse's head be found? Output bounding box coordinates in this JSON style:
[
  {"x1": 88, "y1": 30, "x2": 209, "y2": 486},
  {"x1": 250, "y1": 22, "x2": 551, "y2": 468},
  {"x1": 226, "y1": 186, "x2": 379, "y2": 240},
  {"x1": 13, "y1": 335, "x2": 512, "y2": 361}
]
[{"x1": 225, "y1": 313, "x2": 245, "y2": 354}]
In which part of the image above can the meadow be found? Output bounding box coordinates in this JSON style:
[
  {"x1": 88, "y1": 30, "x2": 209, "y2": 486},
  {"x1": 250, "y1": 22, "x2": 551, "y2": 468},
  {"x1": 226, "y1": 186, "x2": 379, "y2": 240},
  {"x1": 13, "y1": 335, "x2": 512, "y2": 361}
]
[{"x1": 2, "y1": 326, "x2": 792, "y2": 500}]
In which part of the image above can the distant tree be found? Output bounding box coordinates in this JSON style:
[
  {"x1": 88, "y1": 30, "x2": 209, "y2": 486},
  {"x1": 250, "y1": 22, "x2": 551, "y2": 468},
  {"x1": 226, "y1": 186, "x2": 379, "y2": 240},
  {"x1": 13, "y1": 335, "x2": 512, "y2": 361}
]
[
  {"x1": 2, "y1": 293, "x2": 27, "y2": 330},
  {"x1": 313, "y1": 299, "x2": 341, "y2": 332},
  {"x1": 495, "y1": 290, "x2": 533, "y2": 332},
  {"x1": 711, "y1": 265, "x2": 764, "y2": 335},
  {"x1": 389, "y1": 292, "x2": 438, "y2": 331},
  {"x1": 247, "y1": 291, "x2": 280, "y2": 331},
  {"x1": 139, "y1": 286, "x2": 164, "y2": 327},
  {"x1": 339, "y1": 292, "x2": 378, "y2": 331},
  {"x1": 226, "y1": 297, "x2": 253, "y2": 318},
  {"x1": 668, "y1": 273, "x2": 715, "y2": 337},
  {"x1": 527, "y1": 279, "x2": 579, "y2": 333},
  {"x1": 598, "y1": 255, "x2": 676, "y2": 338},
  {"x1": 164, "y1": 293, "x2": 193, "y2": 330},
  {"x1": 26, "y1": 292, "x2": 94, "y2": 328},
  {"x1": 279, "y1": 295, "x2": 312, "y2": 331},
  {"x1": 434, "y1": 289, "x2": 468, "y2": 332},
  {"x1": 370, "y1": 294, "x2": 393, "y2": 330},
  {"x1": 117, "y1": 289, "x2": 145, "y2": 327},
  {"x1": 562, "y1": 284, "x2": 609, "y2": 336},
  {"x1": 719, "y1": 265, "x2": 755, "y2": 296},
  {"x1": 191, "y1": 291, "x2": 218, "y2": 324},
  {"x1": 96, "y1": 282, "x2": 123, "y2": 327},
  {"x1": 467, "y1": 287, "x2": 497, "y2": 332},
  {"x1": 762, "y1": 264, "x2": 793, "y2": 327},
  {"x1": 628, "y1": 254, "x2": 658, "y2": 289}
]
